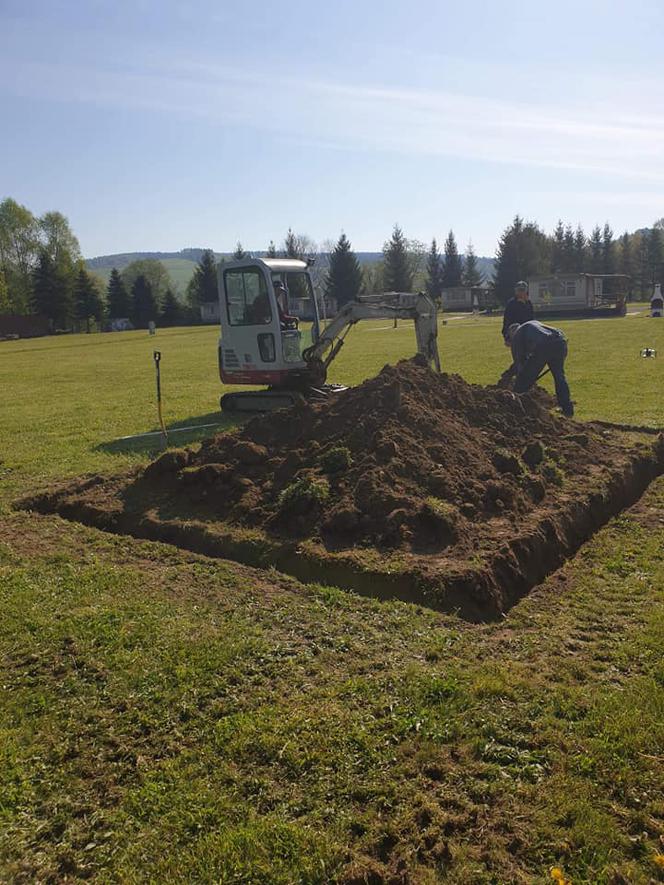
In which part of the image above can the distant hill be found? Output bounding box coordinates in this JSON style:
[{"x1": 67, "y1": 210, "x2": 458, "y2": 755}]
[{"x1": 86, "y1": 248, "x2": 496, "y2": 292}]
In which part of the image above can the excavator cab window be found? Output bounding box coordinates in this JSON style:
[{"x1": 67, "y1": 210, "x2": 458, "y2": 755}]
[{"x1": 224, "y1": 268, "x2": 272, "y2": 326}]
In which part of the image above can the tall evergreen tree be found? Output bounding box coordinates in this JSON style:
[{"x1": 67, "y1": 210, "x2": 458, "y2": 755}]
[
  {"x1": 187, "y1": 249, "x2": 218, "y2": 308},
  {"x1": 383, "y1": 224, "x2": 413, "y2": 291},
  {"x1": 618, "y1": 232, "x2": 634, "y2": 280},
  {"x1": 266, "y1": 241, "x2": 277, "y2": 258},
  {"x1": 574, "y1": 225, "x2": 587, "y2": 272},
  {"x1": 31, "y1": 249, "x2": 56, "y2": 319},
  {"x1": 441, "y1": 230, "x2": 463, "y2": 288},
  {"x1": 635, "y1": 234, "x2": 651, "y2": 298},
  {"x1": 233, "y1": 241, "x2": 247, "y2": 260},
  {"x1": 552, "y1": 220, "x2": 565, "y2": 272},
  {"x1": 325, "y1": 232, "x2": 362, "y2": 307},
  {"x1": 107, "y1": 268, "x2": 130, "y2": 318},
  {"x1": 602, "y1": 223, "x2": 615, "y2": 274},
  {"x1": 31, "y1": 248, "x2": 74, "y2": 328},
  {"x1": 462, "y1": 241, "x2": 484, "y2": 288},
  {"x1": 284, "y1": 228, "x2": 301, "y2": 259},
  {"x1": 492, "y1": 216, "x2": 550, "y2": 304},
  {"x1": 74, "y1": 265, "x2": 104, "y2": 332},
  {"x1": 160, "y1": 289, "x2": 184, "y2": 327},
  {"x1": 425, "y1": 238, "x2": 444, "y2": 300},
  {"x1": 589, "y1": 226, "x2": 603, "y2": 273},
  {"x1": 562, "y1": 224, "x2": 576, "y2": 272},
  {"x1": 131, "y1": 275, "x2": 158, "y2": 328},
  {"x1": 646, "y1": 226, "x2": 664, "y2": 286}
]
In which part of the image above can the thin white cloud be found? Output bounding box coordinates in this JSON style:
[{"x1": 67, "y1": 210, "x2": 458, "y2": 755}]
[{"x1": 2, "y1": 50, "x2": 664, "y2": 182}]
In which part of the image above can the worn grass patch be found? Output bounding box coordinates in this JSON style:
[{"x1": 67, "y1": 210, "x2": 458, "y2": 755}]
[
  {"x1": 1, "y1": 489, "x2": 663, "y2": 882},
  {"x1": 1, "y1": 316, "x2": 664, "y2": 881}
]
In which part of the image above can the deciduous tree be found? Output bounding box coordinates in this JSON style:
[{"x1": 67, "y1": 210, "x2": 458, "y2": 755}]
[
  {"x1": 121, "y1": 259, "x2": 170, "y2": 306},
  {"x1": 0, "y1": 197, "x2": 41, "y2": 313},
  {"x1": 40, "y1": 211, "x2": 81, "y2": 264},
  {"x1": 0, "y1": 269, "x2": 9, "y2": 314}
]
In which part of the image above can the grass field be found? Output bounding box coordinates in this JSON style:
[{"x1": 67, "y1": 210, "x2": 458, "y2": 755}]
[{"x1": 1, "y1": 312, "x2": 664, "y2": 883}]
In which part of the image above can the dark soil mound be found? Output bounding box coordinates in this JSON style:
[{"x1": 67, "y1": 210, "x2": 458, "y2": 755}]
[{"x1": 140, "y1": 360, "x2": 603, "y2": 553}]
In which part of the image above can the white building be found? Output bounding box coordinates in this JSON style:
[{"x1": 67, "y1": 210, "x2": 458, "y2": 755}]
[{"x1": 528, "y1": 274, "x2": 629, "y2": 315}]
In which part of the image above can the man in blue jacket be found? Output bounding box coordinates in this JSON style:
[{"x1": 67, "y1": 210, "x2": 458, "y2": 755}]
[
  {"x1": 506, "y1": 320, "x2": 574, "y2": 416},
  {"x1": 501, "y1": 280, "x2": 534, "y2": 345}
]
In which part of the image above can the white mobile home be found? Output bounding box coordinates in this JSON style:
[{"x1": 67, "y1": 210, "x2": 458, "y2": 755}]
[{"x1": 528, "y1": 274, "x2": 628, "y2": 315}]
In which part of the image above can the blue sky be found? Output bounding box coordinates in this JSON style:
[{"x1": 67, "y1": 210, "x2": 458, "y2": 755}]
[{"x1": 1, "y1": 0, "x2": 663, "y2": 258}]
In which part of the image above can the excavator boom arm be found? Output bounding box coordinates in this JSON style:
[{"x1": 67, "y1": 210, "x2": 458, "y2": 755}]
[{"x1": 304, "y1": 293, "x2": 441, "y2": 375}]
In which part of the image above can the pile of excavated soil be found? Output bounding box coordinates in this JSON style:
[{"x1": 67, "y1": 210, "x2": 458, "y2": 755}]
[
  {"x1": 136, "y1": 359, "x2": 608, "y2": 554},
  {"x1": 21, "y1": 359, "x2": 664, "y2": 618}
]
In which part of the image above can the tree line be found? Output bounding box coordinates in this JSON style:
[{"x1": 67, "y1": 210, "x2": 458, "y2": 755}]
[
  {"x1": 491, "y1": 216, "x2": 664, "y2": 303},
  {"x1": 3, "y1": 195, "x2": 663, "y2": 332}
]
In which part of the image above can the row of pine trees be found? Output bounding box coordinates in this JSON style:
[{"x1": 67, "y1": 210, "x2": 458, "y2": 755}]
[{"x1": 3, "y1": 196, "x2": 664, "y2": 331}]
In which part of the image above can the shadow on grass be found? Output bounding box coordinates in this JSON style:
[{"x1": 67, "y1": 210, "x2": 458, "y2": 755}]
[{"x1": 96, "y1": 411, "x2": 246, "y2": 455}]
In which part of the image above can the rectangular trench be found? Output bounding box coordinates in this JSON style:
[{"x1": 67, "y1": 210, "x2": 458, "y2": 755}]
[{"x1": 17, "y1": 429, "x2": 664, "y2": 622}]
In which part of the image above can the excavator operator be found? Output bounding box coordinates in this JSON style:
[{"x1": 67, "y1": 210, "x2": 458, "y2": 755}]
[{"x1": 274, "y1": 280, "x2": 298, "y2": 330}]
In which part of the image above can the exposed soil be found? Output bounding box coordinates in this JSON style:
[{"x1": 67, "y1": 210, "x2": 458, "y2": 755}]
[{"x1": 18, "y1": 360, "x2": 664, "y2": 619}]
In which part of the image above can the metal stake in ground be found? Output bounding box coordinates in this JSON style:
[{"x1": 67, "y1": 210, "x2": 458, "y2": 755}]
[{"x1": 153, "y1": 351, "x2": 168, "y2": 449}]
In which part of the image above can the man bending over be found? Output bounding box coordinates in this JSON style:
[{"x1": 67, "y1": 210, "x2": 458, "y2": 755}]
[{"x1": 506, "y1": 320, "x2": 574, "y2": 417}]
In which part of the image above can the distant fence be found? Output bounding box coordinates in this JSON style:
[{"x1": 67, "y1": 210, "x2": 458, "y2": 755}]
[{"x1": 0, "y1": 314, "x2": 51, "y2": 339}]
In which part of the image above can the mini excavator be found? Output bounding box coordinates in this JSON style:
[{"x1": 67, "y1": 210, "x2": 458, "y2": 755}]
[{"x1": 217, "y1": 257, "x2": 441, "y2": 412}]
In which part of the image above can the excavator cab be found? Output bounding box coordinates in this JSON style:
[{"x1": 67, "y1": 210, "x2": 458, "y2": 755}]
[
  {"x1": 218, "y1": 257, "x2": 440, "y2": 413},
  {"x1": 217, "y1": 258, "x2": 321, "y2": 399}
]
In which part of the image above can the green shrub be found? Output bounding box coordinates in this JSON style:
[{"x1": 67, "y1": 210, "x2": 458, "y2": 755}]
[
  {"x1": 278, "y1": 476, "x2": 330, "y2": 512},
  {"x1": 319, "y1": 446, "x2": 353, "y2": 474}
]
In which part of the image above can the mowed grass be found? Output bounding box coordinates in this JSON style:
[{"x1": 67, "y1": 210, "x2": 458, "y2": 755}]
[{"x1": 1, "y1": 310, "x2": 664, "y2": 883}]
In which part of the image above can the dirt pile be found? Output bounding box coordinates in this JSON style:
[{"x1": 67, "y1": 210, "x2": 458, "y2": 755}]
[
  {"x1": 141, "y1": 359, "x2": 603, "y2": 554},
  {"x1": 20, "y1": 359, "x2": 664, "y2": 618}
]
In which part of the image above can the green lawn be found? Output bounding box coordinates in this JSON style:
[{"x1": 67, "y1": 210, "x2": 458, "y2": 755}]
[{"x1": 1, "y1": 314, "x2": 664, "y2": 883}]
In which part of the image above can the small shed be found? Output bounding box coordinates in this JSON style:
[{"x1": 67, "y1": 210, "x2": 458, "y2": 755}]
[
  {"x1": 200, "y1": 300, "x2": 221, "y2": 324},
  {"x1": 440, "y1": 287, "x2": 492, "y2": 312}
]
